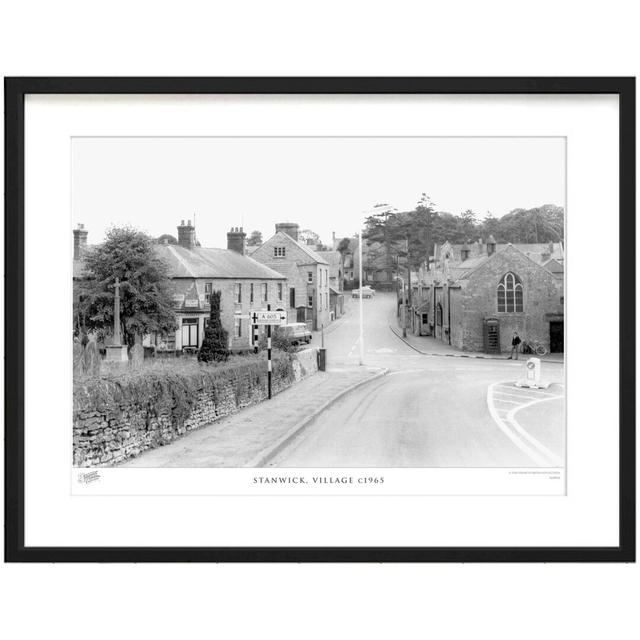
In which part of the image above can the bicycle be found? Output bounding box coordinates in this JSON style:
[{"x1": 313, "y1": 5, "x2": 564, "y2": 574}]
[{"x1": 521, "y1": 339, "x2": 548, "y2": 356}]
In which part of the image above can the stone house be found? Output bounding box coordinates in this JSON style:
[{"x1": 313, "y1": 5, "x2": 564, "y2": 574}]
[
  {"x1": 316, "y1": 249, "x2": 344, "y2": 319},
  {"x1": 251, "y1": 223, "x2": 331, "y2": 330},
  {"x1": 155, "y1": 222, "x2": 287, "y2": 352},
  {"x1": 73, "y1": 221, "x2": 288, "y2": 354},
  {"x1": 412, "y1": 237, "x2": 564, "y2": 354}
]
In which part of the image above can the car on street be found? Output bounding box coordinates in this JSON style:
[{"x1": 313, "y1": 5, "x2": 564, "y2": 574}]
[
  {"x1": 351, "y1": 286, "x2": 375, "y2": 298},
  {"x1": 278, "y1": 322, "x2": 313, "y2": 346}
]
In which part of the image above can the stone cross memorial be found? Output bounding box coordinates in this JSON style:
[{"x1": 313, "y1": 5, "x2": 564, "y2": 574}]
[{"x1": 105, "y1": 277, "x2": 129, "y2": 363}]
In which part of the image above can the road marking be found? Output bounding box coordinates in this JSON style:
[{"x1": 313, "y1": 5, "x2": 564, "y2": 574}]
[
  {"x1": 487, "y1": 382, "x2": 562, "y2": 466},
  {"x1": 506, "y1": 396, "x2": 564, "y2": 467},
  {"x1": 347, "y1": 336, "x2": 361, "y2": 358},
  {"x1": 494, "y1": 384, "x2": 561, "y2": 398}
]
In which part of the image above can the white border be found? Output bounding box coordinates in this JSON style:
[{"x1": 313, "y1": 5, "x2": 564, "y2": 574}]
[{"x1": 24, "y1": 94, "x2": 619, "y2": 547}]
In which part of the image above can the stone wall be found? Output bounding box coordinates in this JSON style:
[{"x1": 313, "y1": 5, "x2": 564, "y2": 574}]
[{"x1": 73, "y1": 350, "x2": 318, "y2": 467}]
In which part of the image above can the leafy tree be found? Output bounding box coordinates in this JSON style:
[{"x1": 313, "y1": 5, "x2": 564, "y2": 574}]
[
  {"x1": 497, "y1": 204, "x2": 563, "y2": 243},
  {"x1": 336, "y1": 237, "x2": 351, "y2": 255},
  {"x1": 298, "y1": 228, "x2": 328, "y2": 250},
  {"x1": 74, "y1": 226, "x2": 177, "y2": 347},
  {"x1": 247, "y1": 230, "x2": 263, "y2": 246},
  {"x1": 198, "y1": 290, "x2": 229, "y2": 362}
]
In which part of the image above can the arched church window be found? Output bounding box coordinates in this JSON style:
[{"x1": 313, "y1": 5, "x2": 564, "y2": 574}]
[{"x1": 497, "y1": 272, "x2": 523, "y2": 312}]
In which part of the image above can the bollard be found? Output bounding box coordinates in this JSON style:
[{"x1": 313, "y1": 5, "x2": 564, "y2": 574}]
[
  {"x1": 515, "y1": 357, "x2": 549, "y2": 389},
  {"x1": 318, "y1": 348, "x2": 327, "y2": 371}
]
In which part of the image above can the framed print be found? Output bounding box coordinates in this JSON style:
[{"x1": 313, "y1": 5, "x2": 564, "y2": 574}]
[{"x1": 4, "y1": 77, "x2": 635, "y2": 562}]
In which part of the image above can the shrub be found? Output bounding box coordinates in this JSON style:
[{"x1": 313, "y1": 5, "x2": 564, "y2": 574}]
[
  {"x1": 198, "y1": 290, "x2": 229, "y2": 363},
  {"x1": 73, "y1": 355, "x2": 294, "y2": 427}
]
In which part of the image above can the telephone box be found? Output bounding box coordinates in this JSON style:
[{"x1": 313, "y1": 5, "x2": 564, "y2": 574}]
[{"x1": 483, "y1": 317, "x2": 501, "y2": 354}]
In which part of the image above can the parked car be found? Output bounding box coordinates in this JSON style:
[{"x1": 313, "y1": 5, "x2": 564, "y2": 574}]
[
  {"x1": 352, "y1": 286, "x2": 375, "y2": 298},
  {"x1": 278, "y1": 323, "x2": 313, "y2": 346}
]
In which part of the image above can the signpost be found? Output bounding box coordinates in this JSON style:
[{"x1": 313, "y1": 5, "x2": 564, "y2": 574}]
[{"x1": 250, "y1": 306, "x2": 287, "y2": 399}]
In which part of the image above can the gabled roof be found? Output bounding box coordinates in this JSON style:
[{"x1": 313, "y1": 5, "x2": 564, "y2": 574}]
[
  {"x1": 455, "y1": 243, "x2": 555, "y2": 281},
  {"x1": 154, "y1": 244, "x2": 286, "y2": 279},
  {"x1": 316, "y1": 250, "x2": 342, "y2": 270},
  {"x1": 261, "y1": 231, "x2": 329, "y2": 265},
  {"x1": 435, "y1": 241, "x2": 563, "y2": 264}
]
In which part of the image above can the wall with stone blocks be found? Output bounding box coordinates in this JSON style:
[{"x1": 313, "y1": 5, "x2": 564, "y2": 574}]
[{"x1": 73, "y1": 349, "x2": 319, "y2": 467}]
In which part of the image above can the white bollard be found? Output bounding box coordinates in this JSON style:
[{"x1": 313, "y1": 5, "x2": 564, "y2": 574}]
[{"x1": 515, "y1": 357, "x2": 550, "y2": 389}]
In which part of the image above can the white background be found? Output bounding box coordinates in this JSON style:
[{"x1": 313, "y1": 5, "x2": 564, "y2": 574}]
[
  {"x1": 27, "y1": 95, "x2": 607, "y2": 545},
  {"x1": 1, "y1": 2, "x2": 638, "y2": 639}
]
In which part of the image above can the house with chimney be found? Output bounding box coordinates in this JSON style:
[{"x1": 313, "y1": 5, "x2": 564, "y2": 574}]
[
  {"x1": 409, "y1": 235, "x2": 564, "y2": 354},
  {"x1": 154, "y1": 221, "x2": 288, "y2": 352},
  {"x1": 250, "y1": 223, "x2": 331, "y2": 330},
  {"x1": 316, "y1": 248, "x2": 345, "y2": 320},
  {"x1": 73, "y1": 221, "x2": 288, "y2": 353}
]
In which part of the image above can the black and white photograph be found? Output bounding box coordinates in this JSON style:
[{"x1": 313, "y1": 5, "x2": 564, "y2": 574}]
[{"x1": 72, "y1": 136, "x2": 566, "y2": 475}]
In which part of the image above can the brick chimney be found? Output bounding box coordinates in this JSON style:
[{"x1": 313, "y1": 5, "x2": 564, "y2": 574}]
[
  {"x1": 177, "y1": 219, "x2": 196, "y2": 249},
  {"x1": 275, "y1": 222, "x2": 299, "y2": 241},
  {"x1": 227, "y1": 226, "x2": 246, "y2": 255},
  {"x1": 73, "y1": 223, "x2": 88, "y2": 260},
  {"x1": 486, "y1": 234, "x2": 496, "y2": 257}
]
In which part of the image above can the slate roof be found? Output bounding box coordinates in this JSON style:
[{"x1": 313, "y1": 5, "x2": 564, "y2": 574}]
[
  {"x1": 278, "y1": 232, "x2": 329, "y2": 265},
  {"x1": 154, "y1": 244, "x2": 287, "y2": 279},
  {"x1": 435, "y1": 241, "x2": 563, "y2": 264},
  {"x1": 316, "y1": 250, "x2": 342, "y2": 270}
]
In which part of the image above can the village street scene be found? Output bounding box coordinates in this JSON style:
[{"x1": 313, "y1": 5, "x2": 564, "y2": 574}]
[
  {"x1": 72, "y1": 137, "x2": 565, "y2": 470},
  {"x1": 73, "y1": 211, "x2": 565, "y2": 470}
]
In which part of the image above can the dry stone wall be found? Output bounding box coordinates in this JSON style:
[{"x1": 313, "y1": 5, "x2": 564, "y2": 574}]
[{"x1": 73, "y1": 350, "x2": 318, "y2": 467}]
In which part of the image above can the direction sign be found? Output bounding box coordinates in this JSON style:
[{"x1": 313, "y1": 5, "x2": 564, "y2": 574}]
[{"x1": 251, "y1": 310, "x2": 287, "y2": 325}]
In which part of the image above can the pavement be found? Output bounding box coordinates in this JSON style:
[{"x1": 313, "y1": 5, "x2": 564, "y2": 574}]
[
  {"x1": 388, "y1": 321, "x2": 564, "y2": 364},
  {"x1": 120, "y1": 363, "x2": 385, "y2": 468}
]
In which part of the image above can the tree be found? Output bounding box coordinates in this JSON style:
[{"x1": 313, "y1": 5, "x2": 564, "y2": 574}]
[
  {"x1": 198, "y1": 290, "x2": 229, "y2": 362},
  {"x1": 458, "y1": 209, "x2": 479, "y2": 241},
  {"x1": 336, "y1": 237, "x2": 351, "y2": 255},
  {"x1": 298, "y1": 228, "x2": 328, "y2": 250},
  {"x1": 480, "y1": 212, "x2": 500, "y2": 239},
  {"x1": 247, "y1": 230, "x2": 263, "y2": 246},
  {"x1": 74, "y1": 226, "x2": 177, "y2": 347},
  {"x1": 497, "y1": 205, "x2": 564, "y2": 243}
]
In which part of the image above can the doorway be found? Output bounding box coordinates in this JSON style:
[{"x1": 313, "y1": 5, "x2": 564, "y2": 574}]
[
  {"x1": 549, "y1": 321, "x2": 564, "y2": 353},
  {"x1": 181, "y1": 318, "x2": 199, "y2": 348}
]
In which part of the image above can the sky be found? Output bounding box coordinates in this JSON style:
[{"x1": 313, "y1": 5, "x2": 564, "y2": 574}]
[{"x1": 72, "y1": 137, "x2": 565, "y2": 247}]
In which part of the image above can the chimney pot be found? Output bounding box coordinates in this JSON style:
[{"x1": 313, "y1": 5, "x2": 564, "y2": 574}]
[
  {"x1": 227, "y1": 227, "x2": 247, "y2": 255},
  {"x1": 275, "y1": 222, "x2": 299, "y2": 241},
  {"x1": 177, "y1": 220, "x2": 196, "y2": 249},
  {"x1": 73, "y1": 224, "x2": 89, "y2": 260}
]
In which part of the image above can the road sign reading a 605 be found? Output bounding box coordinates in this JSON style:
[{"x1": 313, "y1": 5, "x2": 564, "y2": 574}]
[{"x1": 251, "y1": 310, "x2": 286, "y2": 325}]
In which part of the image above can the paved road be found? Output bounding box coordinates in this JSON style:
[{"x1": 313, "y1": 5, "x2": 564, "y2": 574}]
[{"x1": 270, "y1": 292, "x2": 565, "y2": 468}]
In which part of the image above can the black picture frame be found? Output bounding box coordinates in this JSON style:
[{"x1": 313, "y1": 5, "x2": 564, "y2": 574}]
[{"x1": 4, "y1": 77, "x2": 635, "y2": 563}]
